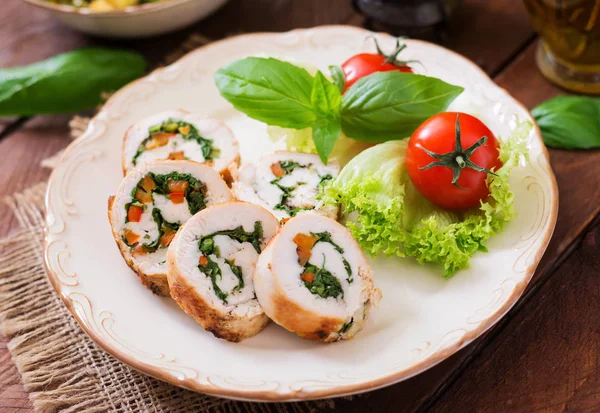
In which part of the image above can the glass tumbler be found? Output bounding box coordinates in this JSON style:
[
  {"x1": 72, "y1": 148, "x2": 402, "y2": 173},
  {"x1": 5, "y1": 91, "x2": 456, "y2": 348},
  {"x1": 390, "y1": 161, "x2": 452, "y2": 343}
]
[{"x1": 523, "y1": 0, "x2": 600, "y2": 94}]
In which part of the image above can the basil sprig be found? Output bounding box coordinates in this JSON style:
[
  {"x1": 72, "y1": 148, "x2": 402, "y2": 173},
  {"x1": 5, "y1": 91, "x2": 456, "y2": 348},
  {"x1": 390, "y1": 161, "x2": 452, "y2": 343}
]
[
  {"x1": 0, "y1": 48, "x2": 146, "y2": 116},
  {"x1": 532, "y1": 96, "x2": 600, "y2": 150},
  {"x1": 214, "y1": 57, "x2": 463, "y2": 162}
]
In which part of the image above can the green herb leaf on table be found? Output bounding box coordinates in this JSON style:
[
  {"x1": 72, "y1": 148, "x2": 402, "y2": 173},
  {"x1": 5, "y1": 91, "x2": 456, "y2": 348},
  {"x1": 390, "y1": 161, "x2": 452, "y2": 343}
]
[
  {"x1": 214, "y1": 57, "x2": 316, "y2": 129},
  {"x1": 0, "y1": 48, "x2": 146, "y2": 116},
  {"x1": 341, "y1": 71, "x2": 464, "y2": 142},
  {"x1": 531, "y1": 95, "x2": 600, "y2": 150}
]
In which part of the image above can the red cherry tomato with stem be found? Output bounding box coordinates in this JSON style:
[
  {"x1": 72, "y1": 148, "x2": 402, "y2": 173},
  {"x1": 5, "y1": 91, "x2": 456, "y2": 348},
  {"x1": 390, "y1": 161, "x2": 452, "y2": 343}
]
[
  {"x1": 341, "y1": 37, "x2": 414, "y2": 91},
  {"x1": 406, "y1": 112, "x2": 503, "y2": 210}
]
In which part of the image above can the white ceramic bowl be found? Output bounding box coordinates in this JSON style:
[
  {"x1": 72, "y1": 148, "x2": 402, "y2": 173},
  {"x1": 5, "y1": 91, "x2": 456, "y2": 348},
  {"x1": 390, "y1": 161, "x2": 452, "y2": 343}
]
[{"x1": 22, "y1": 0, "x2": 229, "y2": 38}]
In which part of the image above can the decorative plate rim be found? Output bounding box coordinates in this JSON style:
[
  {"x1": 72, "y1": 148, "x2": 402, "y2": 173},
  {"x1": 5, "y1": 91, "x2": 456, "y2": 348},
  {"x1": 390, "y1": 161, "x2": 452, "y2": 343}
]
[{"x1": 43, "y1": 25, "x2": 559, "y2": 401}]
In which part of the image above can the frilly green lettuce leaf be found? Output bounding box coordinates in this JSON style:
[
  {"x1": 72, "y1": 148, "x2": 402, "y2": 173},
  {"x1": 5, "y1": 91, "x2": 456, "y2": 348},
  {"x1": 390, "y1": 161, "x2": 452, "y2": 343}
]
[
  {"x1": 323, "y1": 140, "x2": 409, "y2": 256},
  {"x1": 322, "y1": 121, "x2": 531, "y2": 277}
]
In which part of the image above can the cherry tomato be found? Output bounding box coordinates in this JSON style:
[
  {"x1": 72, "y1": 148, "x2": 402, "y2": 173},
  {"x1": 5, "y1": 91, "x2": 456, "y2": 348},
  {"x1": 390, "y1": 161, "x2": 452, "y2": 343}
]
[
  {"x1": 406, "y1": 112, "x2": 503, "y2": 210},
  {"x1": 341, "y1": 37, "x2": 414, "y2": 91},
  {"x1": 342, "y1": 54, "x2": 413, "y2": 91}
]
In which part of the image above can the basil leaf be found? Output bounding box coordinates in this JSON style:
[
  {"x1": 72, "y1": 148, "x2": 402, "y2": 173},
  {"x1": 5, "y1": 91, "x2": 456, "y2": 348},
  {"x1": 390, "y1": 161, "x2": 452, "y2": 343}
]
[
  {"x1": 313, "y1": 117, "x2": 341, "y2": 163},
  {"x1": 0, "y1": 48, "x2": 146, "y2": 116},
  {"x1": 340, "y1": 71, "x2": 464, "y2": 142},
  {"x1": 531, "y1": 95, "x2": 600, "y2": 149},
  {"x1": 328, "y1": 65, "x2": 345, "y2": 94},
  {"x1": 214, "y1": 57, "x2": 316, "y2": 129},
  {"x1": 311, "y1": 71, "x2": 341, "y2": 117},
  {"x1": 310, "y1": 71, "x2": 341, "y2": 162}
]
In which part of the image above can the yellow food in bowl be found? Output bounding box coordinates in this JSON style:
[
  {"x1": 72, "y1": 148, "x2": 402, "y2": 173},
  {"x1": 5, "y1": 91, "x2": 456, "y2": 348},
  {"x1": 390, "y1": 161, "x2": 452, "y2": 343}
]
[{"x1": 47, "y1": 0, "x2": 163, "y2": 10}]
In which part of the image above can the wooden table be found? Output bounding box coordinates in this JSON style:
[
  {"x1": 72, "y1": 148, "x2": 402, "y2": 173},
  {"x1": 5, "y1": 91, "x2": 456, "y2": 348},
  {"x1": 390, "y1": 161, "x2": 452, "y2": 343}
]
[{"x1": 1, "y1": 1, "x2": 599, "y2": 412}]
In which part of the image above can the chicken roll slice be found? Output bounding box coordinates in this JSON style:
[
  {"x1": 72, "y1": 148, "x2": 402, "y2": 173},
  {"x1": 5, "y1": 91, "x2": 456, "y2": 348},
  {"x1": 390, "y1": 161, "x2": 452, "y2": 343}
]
[
  {"x1": 122, "y1": 110, "x2": 240, "y2": 181},
  {"x1": 108, "y1": 160, "x2": 233, "y2": 296},
  {"x1": 254, "y1": 214, "x2": 381, "y2": 342},
  {"x1": 167, "y1": 202, "x2": 280, "y2": 342},
  {"x1": 233, "y1": 151, "x2": 339, "y2": 221}
]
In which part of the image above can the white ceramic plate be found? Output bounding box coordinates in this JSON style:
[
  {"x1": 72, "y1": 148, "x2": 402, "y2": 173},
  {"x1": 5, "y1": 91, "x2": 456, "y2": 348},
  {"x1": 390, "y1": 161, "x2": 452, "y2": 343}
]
[{"x1": 44, "y1": 26, "x2": 558, "y2": 401}]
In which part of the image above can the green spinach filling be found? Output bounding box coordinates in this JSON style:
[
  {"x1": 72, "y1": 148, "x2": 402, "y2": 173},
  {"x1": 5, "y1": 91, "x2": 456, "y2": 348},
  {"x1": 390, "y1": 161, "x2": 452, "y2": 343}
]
[
  {"x1": 311, "y1": 231, "x2": 352, "y2": 283},
  {"x1": 123, "y1": 172, "x2": 207, "y2": 251},
  {"x1": 125, "y1": 172, "x2": 208, "y2": 215},
  {"x1": 197, "y1": 221, "x2": 263, "y2": 304},
  {"x1": 132, "y1": 119, "x2": 219, "y2": 166},
  {"x1": 302, "y1": 255, "x2": 344, "y2": 299},
  {"x1": 147, "y1": 208, "x2": 180, "y2": 249},
  {"x1": 318, "y1": 174, "x2": 333, "y2": 187},
  {"x1": 122, "y1": 208, "x2": 180, "y2": 251},
  {"x1": 270, "y1": 160, "x2": 333, "y2": 217},
  {"x1": 297, "y1": 231, "x2": 353, "y2": 300},
  {"x1": 199, "y1": 255, "x2": 228, "y2": 303},
  {"x1": 225, "y1": 259, "x2": 245, "y2": 293},
  {"x1": 271, "y1": 177, "x2": 306, "y2": 217},
  {"x1": 149, "y1": 171, "x2": 207, "y2": 214},
  {"x1": 279, "y1": 160, "x2": 301, "y2": 174}
]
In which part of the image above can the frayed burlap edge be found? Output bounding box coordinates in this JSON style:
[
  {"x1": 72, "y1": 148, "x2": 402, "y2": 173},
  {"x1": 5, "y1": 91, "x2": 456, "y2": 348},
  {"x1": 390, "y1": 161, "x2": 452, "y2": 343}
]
[{"x1": 0, "y1": 32, "x2": 339, "y2": 413}]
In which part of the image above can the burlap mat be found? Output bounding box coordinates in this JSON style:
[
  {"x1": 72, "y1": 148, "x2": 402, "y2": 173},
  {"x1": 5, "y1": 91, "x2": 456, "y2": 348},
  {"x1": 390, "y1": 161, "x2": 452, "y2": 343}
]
[{"x1": 0, "y1": 33, "x2": 338, "y2": 413}]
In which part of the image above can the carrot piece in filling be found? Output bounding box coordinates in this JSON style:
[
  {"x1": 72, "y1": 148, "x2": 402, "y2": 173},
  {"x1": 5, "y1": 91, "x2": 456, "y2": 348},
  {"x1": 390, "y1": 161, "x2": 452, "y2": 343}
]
[
  {"x1": 300, "y1": 271, "x2": 315, "y2": 283},
  {"x1": 169, "y1": 192, "x2": 185, "y2": 204},
  {"x1": 140, "y1": 175, "x2": 156, "y2": 192},
  {"x1": 135, "y1": 188, "x2": 153, "y2": 203},
  {"x1": 127, "y1": 205, "x2": 143, "y2": 222},
  {"x1": 293, "y1": 233, "x2": 317, "y2": 266},
  {"x1": 168, "y1": 180, "x2": 189, "y2": 193},
  {"x1": 178, "y1": 125, "x2": 191, "y2": 136},
  {"x1": 167, "y1": 151, "x2": 186, "y2": 160},
  {"x1": 159, "y1": 230, "x2": 176, "y2": 248},
  {"x1": 132, "y1": 244, "x2": 149, "y2": 256},
  {"x1": 124, "y1": 229, "x2": 140, "y2": 245},
  {"x1": 270, "y1": 162, "x2": 285, "y2": 177},
  {"x1": 146, "y1": 132, "x2": 174, "y2": 149}
]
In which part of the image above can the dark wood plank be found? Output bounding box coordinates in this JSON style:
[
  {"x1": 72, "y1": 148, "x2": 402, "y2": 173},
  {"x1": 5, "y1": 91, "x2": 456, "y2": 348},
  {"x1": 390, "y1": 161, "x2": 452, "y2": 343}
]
[
  {"x1": 0, "y1": 116, "x2": 71, "y2": 237},
  {"x1": 430, "y1": 218, "x2": 600, "y2": 413},
  {"x1": 445, "y1": 0, "x2": 536, "y2": 75},
  {"x1": 0, "y1": 1, "x2": 90, "y2": 67},
  {"x1": 199, "y1": 0, "x2": 357, "y2": 36}
]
